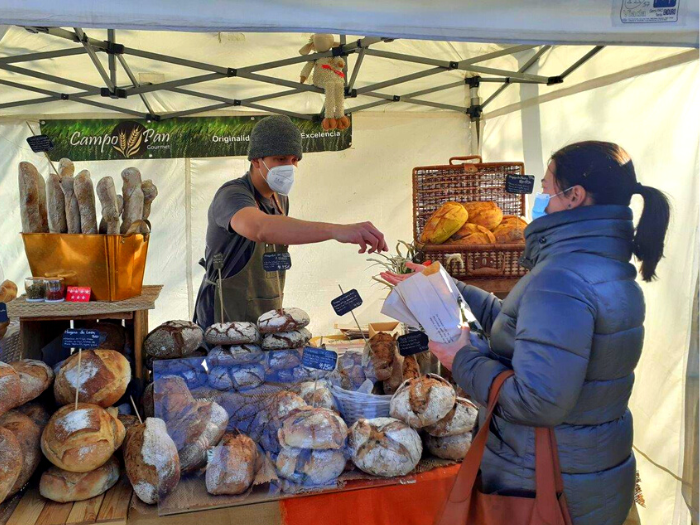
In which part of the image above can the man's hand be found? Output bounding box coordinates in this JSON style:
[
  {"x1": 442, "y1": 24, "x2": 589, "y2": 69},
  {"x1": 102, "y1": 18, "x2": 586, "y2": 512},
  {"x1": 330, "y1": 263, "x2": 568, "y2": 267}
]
[
  {"x1": 332, "y1": 222, "x2": 389, "y2": 254},
  {"x1": 380, "y1": 261, "x2": 429, "y2": 285},
  {"x1": 428, "y1": 326, "x2": 470, "y2": 371}
]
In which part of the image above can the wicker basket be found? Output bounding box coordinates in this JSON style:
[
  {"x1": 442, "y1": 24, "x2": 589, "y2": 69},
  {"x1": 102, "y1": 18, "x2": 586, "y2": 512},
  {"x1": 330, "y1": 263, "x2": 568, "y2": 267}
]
[
  {"x1": 331, "y1": 384, "x2": 392, "y2": 426},
  {"x1": 413, "y1": 155, "x2": 528, "y2": 291}
]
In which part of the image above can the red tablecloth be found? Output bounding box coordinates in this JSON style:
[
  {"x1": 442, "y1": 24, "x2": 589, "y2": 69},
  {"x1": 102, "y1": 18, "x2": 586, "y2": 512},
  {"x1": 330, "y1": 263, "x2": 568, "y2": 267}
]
[{"x1": 280, "y1": 464, "x2": 460, "y2": 525}]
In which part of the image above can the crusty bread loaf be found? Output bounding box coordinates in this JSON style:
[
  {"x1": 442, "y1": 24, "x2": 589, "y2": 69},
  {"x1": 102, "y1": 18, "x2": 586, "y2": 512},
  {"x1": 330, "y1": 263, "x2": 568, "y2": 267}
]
[
  {"x1": 74, "y1": 170, "x2": 98, "y2": 234},
  {"x1": 298, "y1": 382, "x2": 337, "y2": 412},
  {"x1": 16, "y1": 402, "x2": 50, "y2": 430},
  {"x1": 369, "y1": 333, "x2": 397, "y2": 381},
  {"x1": 266, "y1": 349, "x2": 302, "y2": 370},
  {"x1": 401, "y1": 355, "x2": 420, "y2": 381},
  {"x1": 60, "y1": 175, "x2": 81, "y2": 234},
  {"x1": 46, "y1": 171, "x2": 67, "y2": 233},
  {"x1": 124, "y1": 418, "x2": 180, "y2": 504},
  {"x1": 424, "y1": 431, "x2": 472, "y2": 460},
  {"x1": 258, "y1": 308, "x2": 310, "y2": 334},
  {"x1": 151, "y1": 375, "x2": 196, "y2": 423},
  {"x1": 145, "y1": 321, "x2": 204, "y2": 359},
  {"x1": 389, "y1": 374, "x2": 456, "y2": 428},
  {"x1": 58, "y1": 158, "x2": 74, "y2": 179},
  {"x1": 41, "y1": 403, "x2": 126, "y2": 472},
  {"x1": 54, "y1": 350, "x2": 131, "y2": 408},
  {"x1": 40, "y1": 455, "x2": 120, "y2": 502},
  {"x1": 278, "y1": 407, "x2": 347, "y2": 450},
  {"x1": 97, "y1": 176, "x2": 120, "y2": 235},
  {"x1": 82, "y1": 321, "x2": 126, "y2": 352},
  {"x1": 276, "y1": 446, "x2": 346, "y2": 485},
  {"x1": 207, "y1": 345, "x2": 263, "y2": 366},
  {"x1": 382, "y1": 351, "x2": 404, "y2": 395},
  {"x1": 255, "y1": 390, "x2": 307, "y2": 454},
  {"x1": 261, "y1": 328, "x2": 312, "y2": 351},
  {"x1": 0, "y1": 427, "x2": 22, "y2": 504},
  {"x1": 0, "y1": 362, "x2": 21, "y2": 417},
  {"x1": 0, "y1": 410, "x2": 42, "y2": 496},
  {"x1": 205, "y1": 432, "x2": 257, "y2": 495},
  {"x1": 205, "y1": 322, "x2": 260, "y2": 346},
  {"x1": 168, "y1": 401, "x2": 228, "y2": 473},
  {"x1": 9, "y1": 359, "x2": 54, "y2": 405},
  {"x1": 349, "y1": 417, "x2": 422, "y2": 477},
  {"x1": 120, "y1": 168, "x2": 144, "y2": 234},
  {"x1": 18, "y1": 161, "x2": 49, "y2": 233},
  {"x1": 424, "y1": 397, "x2": 478, "y2": 437},
  {"x1": 141, "y1": 180, "x2": 158, "y2": 220}
]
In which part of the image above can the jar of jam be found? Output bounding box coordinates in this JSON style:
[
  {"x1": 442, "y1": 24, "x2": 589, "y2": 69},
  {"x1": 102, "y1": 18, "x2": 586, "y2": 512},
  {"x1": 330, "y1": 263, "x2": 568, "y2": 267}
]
[
  {"x1": 25, "y1": 278, "x2": 46, "y2": 302},
  {"x1": 44, "y1": 278, "x2": 66, "y2": 302}
]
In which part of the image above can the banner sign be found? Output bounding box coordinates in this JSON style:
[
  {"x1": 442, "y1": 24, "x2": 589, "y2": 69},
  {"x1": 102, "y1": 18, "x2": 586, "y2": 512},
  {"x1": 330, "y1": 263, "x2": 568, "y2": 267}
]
[{"x1": 42, "y1": 115, "x2": 352, "y2": 161}]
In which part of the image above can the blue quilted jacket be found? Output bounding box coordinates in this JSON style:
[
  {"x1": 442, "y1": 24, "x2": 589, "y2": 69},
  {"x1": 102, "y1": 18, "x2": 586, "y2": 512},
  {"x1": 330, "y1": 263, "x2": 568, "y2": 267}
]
[{"x1": 453, "y1": 205, "x2": 642, "y2": 525}]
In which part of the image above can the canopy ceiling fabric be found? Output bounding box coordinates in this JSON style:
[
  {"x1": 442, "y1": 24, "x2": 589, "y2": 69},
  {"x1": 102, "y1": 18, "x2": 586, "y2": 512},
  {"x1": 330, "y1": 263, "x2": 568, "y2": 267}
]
[{"x1": 0, "y1": 0, "x2": 698, "y2": 47}]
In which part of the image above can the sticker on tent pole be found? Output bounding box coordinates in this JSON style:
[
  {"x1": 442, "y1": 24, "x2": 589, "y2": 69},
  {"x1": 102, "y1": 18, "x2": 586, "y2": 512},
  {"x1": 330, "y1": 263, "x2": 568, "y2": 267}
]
[
  {"x1": 618, "y1": 0, "x2": 680, "y2": 24},
  {"x1": 26, "y1": 135, "x2": 54, "y2": 153},
  {"x1": 506, "y1": 174, "x2": 535, "y2": 194}
]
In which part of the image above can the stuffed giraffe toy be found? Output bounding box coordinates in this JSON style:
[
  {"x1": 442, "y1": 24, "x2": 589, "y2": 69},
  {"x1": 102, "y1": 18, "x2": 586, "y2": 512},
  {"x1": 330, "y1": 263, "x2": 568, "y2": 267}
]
[{"x1": 299, "y1": 34, "x2": 351, "y2": 131}]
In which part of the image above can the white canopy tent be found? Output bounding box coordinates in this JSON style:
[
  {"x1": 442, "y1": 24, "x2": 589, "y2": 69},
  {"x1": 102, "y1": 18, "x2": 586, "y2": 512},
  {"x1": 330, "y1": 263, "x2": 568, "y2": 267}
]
[{"x1": 0, "y1": 4, "x2": 698, "y2": 524}]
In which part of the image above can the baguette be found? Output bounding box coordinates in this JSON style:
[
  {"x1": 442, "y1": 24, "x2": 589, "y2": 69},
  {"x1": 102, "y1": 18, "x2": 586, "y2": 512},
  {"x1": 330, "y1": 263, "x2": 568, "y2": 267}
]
[
  {"x1": 58, "y1": 158, "x2": 75, "y2": 179},
  {"x1": 97, "y1": 177, "x2": 120, "y2": 235},
  {"x1": 46, "y1": 171, "x2": 67, "y2": 233},
  {"x1": 60, "y1": 175, "x2": 81, "y2": 234},
  {"x1": 141, "y1": 180, "x2": 158, "y2": 220},
  {"x1": 74, "y1": 170, "x2": 98, "y2": 234},
  {"x1": 120, "y1": 168, "x2": 144, "y2": 234},
  {"x1": 18, "y1": 162, "x2": 49, "y2": 233}
]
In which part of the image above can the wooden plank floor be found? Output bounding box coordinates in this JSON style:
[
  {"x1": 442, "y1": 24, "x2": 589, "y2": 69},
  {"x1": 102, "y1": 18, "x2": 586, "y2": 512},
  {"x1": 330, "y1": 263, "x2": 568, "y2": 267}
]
[{"x1": 1, "y1": 477, "x2": 132, "y2": 525}]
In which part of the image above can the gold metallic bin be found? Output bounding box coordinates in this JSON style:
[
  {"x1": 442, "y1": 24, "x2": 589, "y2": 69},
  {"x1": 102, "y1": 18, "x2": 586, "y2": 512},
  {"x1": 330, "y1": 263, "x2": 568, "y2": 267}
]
[{"x1": 22, "y1": 232, "x2": 149, "y2": 302}]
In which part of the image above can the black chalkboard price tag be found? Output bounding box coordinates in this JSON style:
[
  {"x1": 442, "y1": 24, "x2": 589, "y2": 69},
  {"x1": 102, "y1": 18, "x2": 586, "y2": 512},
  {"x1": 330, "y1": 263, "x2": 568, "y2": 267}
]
[
  {"x1": 506, "y1": 174, "x2": 535, "y2": 194},
  {"x1": 398, "y1": 331, "x2": 430, "y2": 356},
  {"x1": 62, "y1": 328, "x2": 100, "y2": 350},
  {"x1": 331, "y1": 289, "x2": 362, "y2": 316},
  {"x1": 0, "y1": 303, "x2": 8, "y2": 323},
  {"x1": 263, "y1": 252, "x2": 292, "y2": 272},
  {"x1": 26, "y1": 135, "x2": 54, "y2": 153},
  {"x1": 302, "y1": 346, "x2": 338, "y2": 371}
]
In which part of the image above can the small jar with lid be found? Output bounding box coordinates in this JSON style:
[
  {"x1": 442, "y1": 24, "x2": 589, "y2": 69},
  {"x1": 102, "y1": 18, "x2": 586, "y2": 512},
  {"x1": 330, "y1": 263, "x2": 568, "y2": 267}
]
[
  {"x1": 44, "y1": 278, "x2": 66, "y2": 302},
  {"x1": 25, "y1": 278, "x2": 46, "y2": 302}
]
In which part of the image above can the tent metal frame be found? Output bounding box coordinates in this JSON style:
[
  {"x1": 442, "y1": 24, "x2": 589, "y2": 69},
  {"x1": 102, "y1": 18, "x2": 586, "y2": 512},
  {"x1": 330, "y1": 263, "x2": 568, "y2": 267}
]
[{"x1": 0, "y1": 26, "x2": 604, "y2": 122}]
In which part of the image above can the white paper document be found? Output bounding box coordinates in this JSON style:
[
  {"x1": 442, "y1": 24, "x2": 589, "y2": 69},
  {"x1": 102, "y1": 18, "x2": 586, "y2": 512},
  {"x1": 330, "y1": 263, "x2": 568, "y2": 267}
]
[{"x1": 381, "y1": 264, "x2": 469, "y2": 344}]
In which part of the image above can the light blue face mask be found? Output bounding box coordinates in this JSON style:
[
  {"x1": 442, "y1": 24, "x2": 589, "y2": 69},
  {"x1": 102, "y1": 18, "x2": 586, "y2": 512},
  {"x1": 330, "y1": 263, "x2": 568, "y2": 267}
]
[{"x1": 531, "y1": 187, "x2": 573, "y2": 221}]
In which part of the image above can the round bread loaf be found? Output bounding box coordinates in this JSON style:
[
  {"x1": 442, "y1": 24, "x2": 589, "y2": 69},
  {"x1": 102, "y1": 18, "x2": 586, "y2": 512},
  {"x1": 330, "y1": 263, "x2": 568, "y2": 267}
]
[
  {"x1": 208, "y1": 366, "x2": 234, "y2": 391},
  {"x1": 389, "y1": 374, "x2": 456, "y2": 428},
  {"x1": 207, "y1": 345, "x2": 263, "y2": 365},
  {"x1": 40, "y1": 456, "x2": 120, "y2": 502},
  {"x1": 151, "y1": 375, "x2": 196, "y2": 422},
  {"x1": 419, "y1": 202, "x2": 468, "y2": 244},
  {"x1": 266, "y1": 349, "x2": 302, "y2": 370},
  {"x1": 349, "y1": 417, "x2": 422, "y2": 477},
  {"x1": 256, "y1": 391, "x2": 307, "y2": 454},
  {"x1": 261, "y1": 328, "x2": 312, "y2": 351},
  {"x1": 276, "y1": 447, "x2": 346, "y2": 485},
  {"x1": 258, "y1": 308, "x2": 310, "y2": 334},
  {"x1": 205, "y1": 433, "x2": 258, "y2": 495},
  {"x1": 145, "y1": 321, "x2": 204, "y2": 359},
  {"x1": 124, "y1": 418, "x2": 180, "y2": 504},
  {"x1": 83, "y1": 321, "x2": 126, "y2": 351},
  {"x1": 0, "y1": 362, "x2": 21, "y2": 417},
  {"x1": 493, "y1": 215, "x2": 527, "y2": 244},
  {"x1": 231, "y1": 363, "x2": 265, "y2": 391},
  {"x1": 168, "y1": 401, "x2": 229, "y2": 473},
  {"x1": 0, "y1": 411, "x2": 41, "y2": 496},
  {"x1": 425, "y1": 431, "x2": 472, "y2": 460},
  {"x1": 16, "y1": 402, "x2": 50, "y2": 430},
  {"x1": 10, "y1": 360, "x2": 54, "y2": 406},
  {"x1": 205, "y1": 322, "x2": 259, "y2": 346},
  {"x1": 0, "y1": 427, "x2": 22, "y2": 504},
  {"x1": 41, "y1": 403, "x2": 126, "y2": 472},
  {"x1": 424, "y1": 397, "x2": 478, "y2": 437},
  {"x1": 298, "y1": 382, "x2": 337, "y2": 412},
  {"x1": 462, "y1": 201, "x2": 504, "y2": 231},
  {"x1": 278, "y1": 407, "x2": 347, "y2": 450},
  {"x1": 54, "y1": 350, "x2": 130, "y2": 408}
]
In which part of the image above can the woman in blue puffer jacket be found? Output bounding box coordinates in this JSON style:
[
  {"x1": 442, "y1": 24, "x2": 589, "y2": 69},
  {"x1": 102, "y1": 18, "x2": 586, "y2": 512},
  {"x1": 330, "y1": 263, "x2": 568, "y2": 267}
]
[{"x1": 383, "y1": 141, "x2": 671, "y2": 525}]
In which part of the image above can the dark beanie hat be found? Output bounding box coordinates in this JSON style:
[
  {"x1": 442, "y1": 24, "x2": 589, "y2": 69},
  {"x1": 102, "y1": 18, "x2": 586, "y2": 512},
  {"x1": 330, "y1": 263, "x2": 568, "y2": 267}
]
[{"x1": 247, "y1": 115, "x2": 303, "y2": 161}]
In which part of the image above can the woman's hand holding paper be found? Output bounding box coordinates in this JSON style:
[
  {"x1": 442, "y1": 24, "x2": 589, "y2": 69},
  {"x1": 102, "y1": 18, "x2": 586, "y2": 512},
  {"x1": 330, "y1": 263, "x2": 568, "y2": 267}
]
[{"x1": 428, "y1": 325, "x2": 470, "y2": 371}]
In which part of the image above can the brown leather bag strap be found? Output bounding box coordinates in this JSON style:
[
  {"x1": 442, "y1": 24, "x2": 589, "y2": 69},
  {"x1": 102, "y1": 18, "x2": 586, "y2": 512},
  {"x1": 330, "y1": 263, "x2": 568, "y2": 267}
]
[
  {"x1": 532, "y1": 428, "x2": 570, "y2": 524},
  {"x1": 443, "y1": 370, "x2": 515, "y2": 505}
]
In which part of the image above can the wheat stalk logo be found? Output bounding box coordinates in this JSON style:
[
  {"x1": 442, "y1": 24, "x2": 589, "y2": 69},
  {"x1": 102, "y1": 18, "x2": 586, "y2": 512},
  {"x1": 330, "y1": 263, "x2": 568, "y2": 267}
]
[{"x1": 113, "y1": 126, "x2": 143, "y2": 158}]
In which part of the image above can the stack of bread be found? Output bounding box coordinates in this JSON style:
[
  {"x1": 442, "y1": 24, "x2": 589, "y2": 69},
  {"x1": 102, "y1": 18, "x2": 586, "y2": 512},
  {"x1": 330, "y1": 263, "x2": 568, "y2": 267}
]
[
  {"x1": 204, "y1": 322, "x2": 265, "y2": 391},
  {"x1": 258, "y1": 308, "x2": 314, "y2": 383},
  {"x1": 205, "y1": 432, "x2": 260, "y2": 495},
  {"x1": 144, "y1": 320, "x2": 206, "y2": 381},
  {"x1": 275, "y1": 407, "x2": 348, "y2": 486},
  {"x1": 18, "y1": 160, "x2": 157, "y2": 235},
  {"x1": 419, "y1": 200, "x2": 528, "y2": 245},
  {"x1": 348, "y1": 417, "x2": 423, "y2": 477},
  {"x1": 423, "y1": 397, "x2": 479, "y2": 460}
]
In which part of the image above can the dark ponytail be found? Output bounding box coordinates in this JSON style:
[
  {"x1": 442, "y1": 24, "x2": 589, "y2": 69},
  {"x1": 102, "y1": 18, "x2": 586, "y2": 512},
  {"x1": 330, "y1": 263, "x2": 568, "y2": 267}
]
[
  {"x1": 633, "y1": 184, "x2": 671, "y2": 282},
  {"x1": 550, "y1": 141, "x2": 671, "y2": 282}
]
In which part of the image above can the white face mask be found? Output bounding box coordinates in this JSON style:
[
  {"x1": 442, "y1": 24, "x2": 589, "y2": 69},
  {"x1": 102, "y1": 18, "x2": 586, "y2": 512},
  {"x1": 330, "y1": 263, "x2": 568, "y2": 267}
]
[{"x1": 261, "y1": 161, "x2": 295, "y2": 196}]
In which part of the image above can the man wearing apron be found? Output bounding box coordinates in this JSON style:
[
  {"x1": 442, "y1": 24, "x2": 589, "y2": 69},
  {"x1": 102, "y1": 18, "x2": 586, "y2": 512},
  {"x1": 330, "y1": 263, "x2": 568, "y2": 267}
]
[{"x1": 194, "y1": 115, "x2": 388, "y2": 328}]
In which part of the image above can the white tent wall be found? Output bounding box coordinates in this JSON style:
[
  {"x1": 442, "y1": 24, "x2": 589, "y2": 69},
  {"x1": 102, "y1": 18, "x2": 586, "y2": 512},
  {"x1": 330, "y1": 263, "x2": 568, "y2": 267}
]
[{"x1": 482, "y1": 58, "x2": 700, "y2": 525}]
